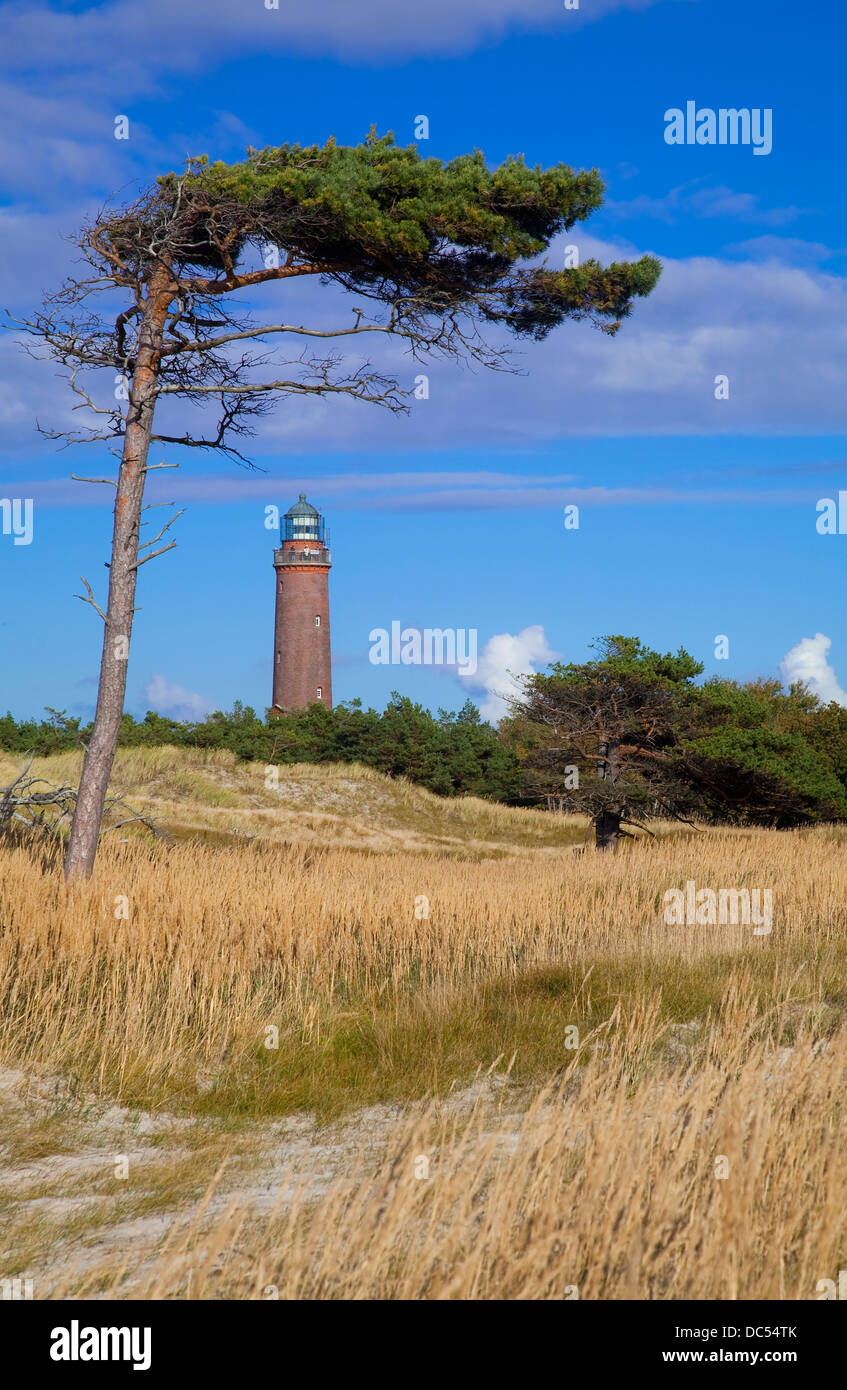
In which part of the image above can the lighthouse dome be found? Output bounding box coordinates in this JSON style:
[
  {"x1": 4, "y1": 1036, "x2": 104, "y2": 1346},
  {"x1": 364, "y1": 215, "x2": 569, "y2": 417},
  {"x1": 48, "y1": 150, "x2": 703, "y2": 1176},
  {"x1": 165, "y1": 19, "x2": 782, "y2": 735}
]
[
  {"x1": 282, "y1": 494, "x2": 326, "y2": 544},
  {"x1": 284, "y1": 493, "x2": 320, "y2": 519}
]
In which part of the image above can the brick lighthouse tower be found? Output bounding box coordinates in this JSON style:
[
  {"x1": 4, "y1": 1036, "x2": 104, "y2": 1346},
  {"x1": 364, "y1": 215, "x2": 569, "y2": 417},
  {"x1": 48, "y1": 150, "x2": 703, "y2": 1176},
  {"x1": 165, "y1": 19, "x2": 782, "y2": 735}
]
[{"x1": 271, "y1": 495, "x2": 332, "y2": 711}]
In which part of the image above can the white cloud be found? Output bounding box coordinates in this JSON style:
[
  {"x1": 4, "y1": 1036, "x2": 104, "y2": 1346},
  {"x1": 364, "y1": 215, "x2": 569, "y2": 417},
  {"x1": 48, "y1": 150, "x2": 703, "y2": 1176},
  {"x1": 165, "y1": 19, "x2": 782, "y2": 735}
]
[
  {"x1": 470, "y1": 624, "x2": 558, "y2": 723},
  {"x1": 11, "y1": 224, "x2": 847, "y2": 460},
  {"x1": 141, "y1": 673, "x2": 214, "y2": 720},
  {"x1": 7, "y1": 207, "x2": 847, "y2": 463},
  {"x1": 0, "y1": 471, "x2": 825, "y2": 512},
  {"x1": 724, "y1": 236, "x2": 846, "y2": 266},
  {"x1": 2, "y1": 0, "x2": 669, "y2": 79},
  {"x1": 780, "y1": 633, "x2": 847, "y2": 707}
]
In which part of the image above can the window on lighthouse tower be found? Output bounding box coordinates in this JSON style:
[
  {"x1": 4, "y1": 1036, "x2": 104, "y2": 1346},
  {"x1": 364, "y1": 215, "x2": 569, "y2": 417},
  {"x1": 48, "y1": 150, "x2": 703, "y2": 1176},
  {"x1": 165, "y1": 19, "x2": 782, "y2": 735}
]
[
  {"x1": 315, "y1": 615, "x2": 321, "y2": 626},
  {"x1": 316, "y1": 687, "x2": 322, "y2": 699}
]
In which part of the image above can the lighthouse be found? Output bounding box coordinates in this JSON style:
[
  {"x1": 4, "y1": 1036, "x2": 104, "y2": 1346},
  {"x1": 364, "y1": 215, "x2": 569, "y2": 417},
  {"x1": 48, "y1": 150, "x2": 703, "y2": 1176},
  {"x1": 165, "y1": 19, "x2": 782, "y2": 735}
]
[{"x1": 271, "y1": 494, "x2": 332, "y2": 711}]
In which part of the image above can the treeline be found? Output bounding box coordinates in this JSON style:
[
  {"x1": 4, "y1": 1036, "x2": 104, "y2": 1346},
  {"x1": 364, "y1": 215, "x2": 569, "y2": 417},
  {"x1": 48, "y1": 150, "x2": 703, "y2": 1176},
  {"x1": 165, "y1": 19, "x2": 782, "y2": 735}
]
[
  {"x1": 0, "y1": 697, "x2": 521, "y2": 801},
  {"x1": 3, "y1": 653, "x2": 847, "y2": 825}
]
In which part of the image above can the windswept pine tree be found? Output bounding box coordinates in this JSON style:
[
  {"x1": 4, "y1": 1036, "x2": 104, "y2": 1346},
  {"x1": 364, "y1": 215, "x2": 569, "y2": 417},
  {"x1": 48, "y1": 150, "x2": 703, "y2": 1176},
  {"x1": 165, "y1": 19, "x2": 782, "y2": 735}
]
[
  {"x1": 16, "y1": 132, "x2": 661, "y2": 877},
  {"x1": 506, "y1": 637, "x2": 847, "y2": 846},
  {"x1": 506, "y1": 637, "x2": 703, "y2": 848}
]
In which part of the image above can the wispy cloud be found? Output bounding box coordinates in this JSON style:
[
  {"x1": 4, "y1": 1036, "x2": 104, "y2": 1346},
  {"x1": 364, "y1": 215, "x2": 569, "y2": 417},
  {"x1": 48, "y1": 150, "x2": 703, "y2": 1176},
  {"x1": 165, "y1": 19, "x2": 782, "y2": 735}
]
[
  {"x1": 0, "y1": 473, "x2": 826, "y2": 511},
  {"x1": 724, "y1": 236, "x2": 847, "y2": 266},
  {"x1": 607, "y1": 179, "x2": 806, "y2": 227},
  {"x1": 2, "y1": 0, "x2": 671, "y2": 79}
]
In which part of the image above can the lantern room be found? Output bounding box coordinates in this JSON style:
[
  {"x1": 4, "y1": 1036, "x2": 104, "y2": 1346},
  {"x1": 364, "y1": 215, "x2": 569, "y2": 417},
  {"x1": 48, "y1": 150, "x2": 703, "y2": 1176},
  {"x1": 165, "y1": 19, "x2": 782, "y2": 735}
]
[{"x1": 282, "y1": 494, "x2": 326, "y2": 545}]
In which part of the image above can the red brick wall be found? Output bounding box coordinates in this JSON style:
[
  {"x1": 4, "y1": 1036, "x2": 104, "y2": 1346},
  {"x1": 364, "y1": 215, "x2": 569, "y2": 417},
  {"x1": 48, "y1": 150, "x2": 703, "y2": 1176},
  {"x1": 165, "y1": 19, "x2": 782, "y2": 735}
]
[{"x1": 272, "y1": 564, "x2": 332, "y2": 710}]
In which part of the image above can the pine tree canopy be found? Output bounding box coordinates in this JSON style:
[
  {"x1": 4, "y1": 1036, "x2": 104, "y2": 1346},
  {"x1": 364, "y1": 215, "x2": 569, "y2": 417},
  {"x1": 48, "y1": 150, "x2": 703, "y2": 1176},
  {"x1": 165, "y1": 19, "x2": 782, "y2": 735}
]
[{"x1": 103, "y1": 131, "x2": 663, "y2": 336}]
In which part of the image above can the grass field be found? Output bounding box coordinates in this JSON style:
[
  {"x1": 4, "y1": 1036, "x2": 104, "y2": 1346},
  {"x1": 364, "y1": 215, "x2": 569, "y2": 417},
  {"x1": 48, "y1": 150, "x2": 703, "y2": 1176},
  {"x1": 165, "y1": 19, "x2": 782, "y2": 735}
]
[
  {"x1": 0, "y1": 746, "x2": 584, "y2": 855},
  {"x1": 1, "y1": 749, "x2": 845, "y2": 1299}
]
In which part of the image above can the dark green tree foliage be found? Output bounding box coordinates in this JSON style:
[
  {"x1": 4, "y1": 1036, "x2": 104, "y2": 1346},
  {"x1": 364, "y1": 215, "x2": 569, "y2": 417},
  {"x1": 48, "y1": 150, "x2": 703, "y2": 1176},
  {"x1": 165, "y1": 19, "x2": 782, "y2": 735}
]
[
  {"x1": 0, "y1": 708, "x2": 85, "y2": 758},
  {"x1": 682, "y1": 679, "x2": 847, "y2": 825},
  {"x1": 736, "y1": 677, "x2": 847, "y2": 790},
  {"x1": 505, "y1": 637, "x2": 847, "y2": 844},
  {"x1": 0, "y1": 698, "x2": 520, "y2": 803},
  {"x1": 153, "y1": 136, "x2": 662, "y2": 338},
  {"x1": 504, "y1": 637, "x2": 705, "y2": 848},
  {"x1": 787, "y1": 705, "x2": 847, "y2": 789}
]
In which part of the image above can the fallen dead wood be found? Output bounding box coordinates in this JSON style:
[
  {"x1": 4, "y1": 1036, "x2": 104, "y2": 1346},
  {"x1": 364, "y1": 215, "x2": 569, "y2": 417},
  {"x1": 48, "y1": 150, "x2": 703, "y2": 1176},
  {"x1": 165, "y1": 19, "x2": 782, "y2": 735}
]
[{"x1": 0, "y1": 755, "x2": 162, "y2": 842}]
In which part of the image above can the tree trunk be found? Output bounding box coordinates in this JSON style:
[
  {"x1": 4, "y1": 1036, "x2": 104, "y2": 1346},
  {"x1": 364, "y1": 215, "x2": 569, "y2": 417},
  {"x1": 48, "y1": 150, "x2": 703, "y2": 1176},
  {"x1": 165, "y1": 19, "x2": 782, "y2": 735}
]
[
  {"x1": 595, "y1": 734, "x2": 621, "y2": 852},
  {"x1": 595, "y1": 809, "x2": 621, "y2": 851},
  {"x1": 63, "y1": 265, "x2": 172, "y2": 880}
]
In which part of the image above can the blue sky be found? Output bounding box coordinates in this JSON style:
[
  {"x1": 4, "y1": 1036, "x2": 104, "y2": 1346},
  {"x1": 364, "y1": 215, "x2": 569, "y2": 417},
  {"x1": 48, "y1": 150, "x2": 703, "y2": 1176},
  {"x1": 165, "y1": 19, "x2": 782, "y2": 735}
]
[{"x1": 1, "y1": 0, "x2": 846, "y2": 722}]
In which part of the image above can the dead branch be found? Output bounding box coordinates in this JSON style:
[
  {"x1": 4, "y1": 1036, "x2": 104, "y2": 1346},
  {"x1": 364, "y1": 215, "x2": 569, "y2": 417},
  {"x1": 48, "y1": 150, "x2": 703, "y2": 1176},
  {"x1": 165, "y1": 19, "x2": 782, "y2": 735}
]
[
  {"x1": 0, "y1": 760, "x2": 163, "y2": 843},
  {"x1": 130, "y1": 540, "x2": 177, "y2": 569},
  {"x1": 138, "y1": 509, "x2": 184, "y2": 551},
  {"x1": 74, "y1": 576, "x2": 107, "y2": 623}
]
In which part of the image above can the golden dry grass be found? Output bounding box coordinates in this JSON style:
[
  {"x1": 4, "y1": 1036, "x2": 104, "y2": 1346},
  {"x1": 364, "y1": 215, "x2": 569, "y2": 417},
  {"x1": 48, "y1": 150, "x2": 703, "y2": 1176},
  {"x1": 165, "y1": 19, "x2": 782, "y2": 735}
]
[
  {"x1": 1, "y1": 756, "x2": 845, "y2": 1299},
  {"x1": 0, "y1": 746, "x2": 584, "y2": 855},
  {"x1": 102, "y1": 1014, "x2": 847, "y2": 1301}
]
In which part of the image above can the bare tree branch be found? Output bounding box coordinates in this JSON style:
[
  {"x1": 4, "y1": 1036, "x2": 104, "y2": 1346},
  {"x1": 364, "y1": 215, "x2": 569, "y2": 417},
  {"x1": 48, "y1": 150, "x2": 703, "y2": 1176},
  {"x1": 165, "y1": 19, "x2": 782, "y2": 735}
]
[
  {"x1": 0, "y1": 760, "x2": 162, "y2": 843},
  {"x1": 130, "y1": 540, "x2": 177, "y2": 569},
  {"x1": 74, "y1": 576, "x2": 107, "y2": 622},
  {"x1": 138, "y1": 509, "x2": 184, "y2": 551},
  {"x1": 158, "y1": 314, "x2": 397, "y2": 357}
]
